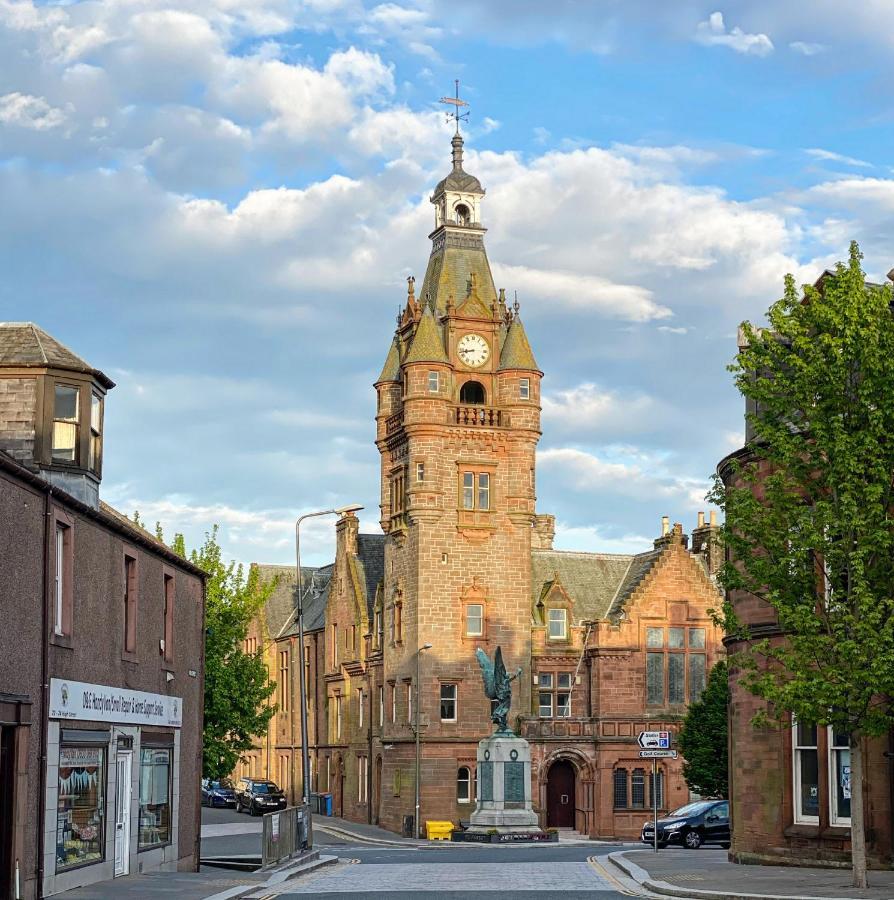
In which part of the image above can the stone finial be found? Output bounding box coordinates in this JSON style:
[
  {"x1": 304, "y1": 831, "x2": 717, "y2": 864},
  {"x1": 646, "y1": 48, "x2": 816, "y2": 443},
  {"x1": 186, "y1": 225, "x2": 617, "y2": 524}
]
[{"x1": 407, "y1": 275, "x2": 415, "y2": 298}]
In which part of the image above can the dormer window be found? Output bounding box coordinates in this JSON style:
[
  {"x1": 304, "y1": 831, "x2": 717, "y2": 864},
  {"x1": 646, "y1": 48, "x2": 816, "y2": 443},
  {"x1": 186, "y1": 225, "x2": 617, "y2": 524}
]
[
  {"x1": 52, "y1": 384, "x2": 80, "y2": 463},
  {"x1": 455, "y1": 203, "x2": 470, "y2": 226}
]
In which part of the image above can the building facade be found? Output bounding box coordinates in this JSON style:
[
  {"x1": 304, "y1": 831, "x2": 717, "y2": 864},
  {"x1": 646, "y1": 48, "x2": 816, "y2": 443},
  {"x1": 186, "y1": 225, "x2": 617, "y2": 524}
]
[
  {"x1": 242, "y1": 132, "x2": 725, "y2": 839},
  {"x1": 0, "y1": 323, "x2": 206, "y2": 899}
]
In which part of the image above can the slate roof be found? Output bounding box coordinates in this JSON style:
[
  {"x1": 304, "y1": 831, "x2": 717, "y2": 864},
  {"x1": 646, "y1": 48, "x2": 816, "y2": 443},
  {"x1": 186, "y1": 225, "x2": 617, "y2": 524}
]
[
  {"x1": 498, "y1": 317, "x2": 539, "y2": 371},
  {"x1": 531, "y1": 548, "x2": 662, "y2": 624},
  {"x1": 419, "y1": 241, "x2": 497, "y2": 315},
  {"x1": 353, "y1": 534, "x2": 386, "y2": 620},
  {"x1": 377, "y1": 336, "x2": 401, "y2": 383},
  {"x1": 0, "y1": 322, "x2": 115, "y2": 389},
  {"x1": 404, "y1": 305, "x2": 448, "y2": 364},
  {"x1": 254, "y1": 562, "x2": 333, "y2": 638}
]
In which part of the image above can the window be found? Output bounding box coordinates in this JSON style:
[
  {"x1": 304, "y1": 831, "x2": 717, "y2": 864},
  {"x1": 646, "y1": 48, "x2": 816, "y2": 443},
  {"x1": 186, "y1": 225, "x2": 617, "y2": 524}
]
[
  {"x1": 455, "y1": 203, "x2": 470, "y2": 225},
  {"x1": 457, "y1": 766, "x2": 471, "y2": 803},
  {"x1": 537, "y1": 672, "x2": 572, "y2": 718},
  {"x1": 244, "y1": 636, "x2": 258, "y2": 655},
  {"x1": 390, "y1": 470, "x2": 407, "y2": 523},
  {"x1": 336, "y1": 695, "x2": 343, "y2": 739},
  {"x1": 462, "y1": 472, "x2": 474, "y2": 510},
  {"x1": 793, "y1": 721, "x2": 819, "y2": 823},
  {"x1": 390, "y1": 684, "x2": 397, "y2": 723},
  {"x1": 465, "y1": 603, "x2": 484, "y2": 637},
  {"x1": 459, "y1": 380, "x2": 485, "y2": 404},
  {"x1": 645, "y1": 626, "x2": 707, "y2": 705},
  {"x1": 279, "y1": 755, "x2": 290, "y2": 794},
  {"x1": 613, "y1": 769, "x2": 628, "y2": 809},
  {"x1": 440, "y1": 684, "x2": 457, "y2": 722},
  {"x1": 358, "y1": 756, "x2": 368, "y2": 803},
  {"x1": 548, "y1": 608, "x2": 568, "y2": 640},
  {"x1": 278, "y1": 650, "x2": 290, "y2": 712},
  {"x1": 88, "y1": 392, "x2": 102, "y2": 472},
  {"x1": 428, "y1": 371, "x2": 439, "y2": 393},
  {"x1": 56, "y1": 744, "x2": 106, "y2": 870},
  {"x1": 331, "y1": 623, "x2": 338, "y2": 669},
  {"x1": 407, "y1": 684, "x2": 413, "y2": 724},
  {"x1": 358, "y1": 689, "x2": 364, "y2": 729},
  {"x1": 375, "y1": 607, "x2": 383, "y2": 647},
  {"x1": 163, "y1": 573, "x2": 174, "y2": 665},
  {"x1": 54, "y1": 521, "x2": 72, "y2": 637},
  {"x1": 52, "y1": 384, "x2": 79, "y2": 463},
  {"x1": 477, "y1": 473, "x2": 490, "y2": 510},
  {"x1": 519, "y1": 377, "x2": 530, "y2": 400},
  {"x1": 631, "y1": 768, "x2": 646, "y2": 809},
  {"x1": 378, "y1": 686, "x2": 384, "y2": 726},
  {"x1": 138, "y1": 747, "x2": 172, "y2": 849},
  {"x1": 124, "y1": 554, "x2": 137, "y2": 654},
  {"x1": 829, "y1": 727, "x2": 851, "y2": 825},
  {"x1": 392, "y1": 600, "x2": 403, "y2": 644},
  {"x1": 416, "y1": 462, "x2": 425, "y2": 482},
  {"x1": 649, "y1": 768, "x2": 665, "y2": 810}
]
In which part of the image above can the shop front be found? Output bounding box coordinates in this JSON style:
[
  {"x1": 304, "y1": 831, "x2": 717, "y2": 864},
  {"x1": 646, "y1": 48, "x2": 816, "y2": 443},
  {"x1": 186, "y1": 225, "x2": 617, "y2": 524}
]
[{"x1": 43, "y1": 679, "x2": 182, "y2": 897}]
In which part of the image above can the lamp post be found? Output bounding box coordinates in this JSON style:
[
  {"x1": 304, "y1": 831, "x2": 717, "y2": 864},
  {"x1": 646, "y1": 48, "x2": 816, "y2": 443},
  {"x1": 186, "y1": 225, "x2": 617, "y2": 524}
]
[
  {"x1": 294, "y1": 504, "x2": 363, "y2": 808},
  {"x1": 414, "y1": 642, "x2": 433, "y2": 839}
]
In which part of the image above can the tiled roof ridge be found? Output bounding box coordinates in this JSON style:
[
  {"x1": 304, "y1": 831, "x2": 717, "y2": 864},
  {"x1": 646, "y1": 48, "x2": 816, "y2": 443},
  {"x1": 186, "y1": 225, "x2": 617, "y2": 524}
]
[{"x1": 532, "y1": 549, "x2": 638, "y2": 561}]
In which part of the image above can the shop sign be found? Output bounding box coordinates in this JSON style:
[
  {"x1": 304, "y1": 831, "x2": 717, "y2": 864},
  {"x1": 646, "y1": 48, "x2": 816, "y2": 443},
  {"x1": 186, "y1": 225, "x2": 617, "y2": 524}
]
[{"x1": 49, "y1": 679, "x2": 182, "y2": 728}]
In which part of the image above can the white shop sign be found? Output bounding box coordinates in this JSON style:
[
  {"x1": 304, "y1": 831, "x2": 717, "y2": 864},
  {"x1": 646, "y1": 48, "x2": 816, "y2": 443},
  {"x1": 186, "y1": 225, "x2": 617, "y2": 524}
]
[{"x1": 49, "y1": 679, "x2": 182, "y2": 728}]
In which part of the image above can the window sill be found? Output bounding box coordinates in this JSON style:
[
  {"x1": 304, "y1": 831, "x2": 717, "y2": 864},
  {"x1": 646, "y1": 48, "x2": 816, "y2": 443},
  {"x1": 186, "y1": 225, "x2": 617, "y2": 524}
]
[
  {"x1": 121, "y1": 652, "x2": 139, "y2": 665},
  {"x1": 784, "y1": 823, "x2": 820, "y2": 838},
  {"x1": 821, "y1": 825, "x2": 851, "y2": 837},
  {"x1": 50, "y1": 633, "x2": 73, "y2": 649}
]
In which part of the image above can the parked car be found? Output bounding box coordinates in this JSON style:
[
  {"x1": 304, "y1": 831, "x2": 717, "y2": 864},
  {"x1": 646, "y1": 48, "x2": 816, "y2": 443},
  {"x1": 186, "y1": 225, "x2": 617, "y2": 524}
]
[
  {"x1": 202, "y1": 778, "x2": 237, "y2": 808},
  {"x1": 235, "y1": 778, "x2": 287, "y2": 816},
  {"x1": 641, "y1": 799, "x2": 730, "y2": 849}
]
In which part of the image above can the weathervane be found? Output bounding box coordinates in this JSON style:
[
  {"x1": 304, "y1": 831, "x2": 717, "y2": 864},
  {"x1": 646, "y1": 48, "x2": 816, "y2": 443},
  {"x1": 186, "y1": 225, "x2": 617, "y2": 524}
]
[{"x1": 440, "y1": 79, "x2": 469, "y2": 134}]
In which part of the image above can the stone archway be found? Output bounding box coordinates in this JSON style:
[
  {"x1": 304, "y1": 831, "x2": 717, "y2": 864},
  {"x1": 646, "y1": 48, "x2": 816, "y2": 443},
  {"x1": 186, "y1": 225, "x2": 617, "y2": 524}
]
[
  {"x1": 538, "y1": 749, "x2": 594, "y2": 834},
  {"x1": 546, "y1": 760, "x2": 575, "y2": 827}
]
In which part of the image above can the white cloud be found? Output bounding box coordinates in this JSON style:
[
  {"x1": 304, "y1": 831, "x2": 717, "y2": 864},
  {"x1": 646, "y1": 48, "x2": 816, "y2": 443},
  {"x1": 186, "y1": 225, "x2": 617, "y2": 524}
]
[
  {"x1": 789, "y1": 40, "x2": 825, "y2": 55},
  {"x1": 542, "y1": 382, "x2": 666, "y2": 437},
  {"x1": 805, "y1": 148, "x2": 871, "y2": 169},
  {"x1": 0, "y1": 92, "x2": 67, "y2": 129},
  {"x1": 694, "y1": 11, "x2": 774, "y2": 56},
  {"x1": 657, "y1": 325, "x2": 688, "y2": 334},
  {"x1": 553, "y1": 521, "x2": 655, "y2": 555}
]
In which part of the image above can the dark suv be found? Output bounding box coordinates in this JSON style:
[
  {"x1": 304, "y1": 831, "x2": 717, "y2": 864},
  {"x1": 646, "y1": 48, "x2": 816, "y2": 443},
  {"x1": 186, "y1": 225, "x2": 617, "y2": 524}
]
[
  {"x1": 641, "y1": 799, "x2": 730, "y2": 849},
  {"x1": 235, "y1": 778, "x2": 287, "y2": 816}
]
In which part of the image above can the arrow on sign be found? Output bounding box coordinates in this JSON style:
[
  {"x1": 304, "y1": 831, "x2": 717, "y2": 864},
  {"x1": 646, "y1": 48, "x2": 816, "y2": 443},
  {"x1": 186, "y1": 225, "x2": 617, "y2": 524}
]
[{"x1": 637, "y1": 731, "x2": 671, "y2": 749}]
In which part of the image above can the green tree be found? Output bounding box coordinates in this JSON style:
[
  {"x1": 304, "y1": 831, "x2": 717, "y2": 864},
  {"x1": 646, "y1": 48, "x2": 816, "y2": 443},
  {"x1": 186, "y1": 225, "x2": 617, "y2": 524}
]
[
  {"x1": 677, "y1": 660, "x2": 728, "y2": 798},
  {"x1": 710, "y1": 242, "x2": 894, "y2": 887}
]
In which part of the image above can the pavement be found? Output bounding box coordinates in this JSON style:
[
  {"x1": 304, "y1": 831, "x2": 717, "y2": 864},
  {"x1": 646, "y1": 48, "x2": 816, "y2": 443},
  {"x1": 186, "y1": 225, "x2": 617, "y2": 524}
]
[{"x1": 612, "y1": 847, "x2": 894, "y2": 900}]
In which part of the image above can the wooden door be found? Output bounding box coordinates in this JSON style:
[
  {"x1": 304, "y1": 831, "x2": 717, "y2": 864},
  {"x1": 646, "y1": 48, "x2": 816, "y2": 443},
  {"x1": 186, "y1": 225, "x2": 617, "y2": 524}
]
[{"x1": 546, "y1": 760, "x2": 575, "y2": 828}]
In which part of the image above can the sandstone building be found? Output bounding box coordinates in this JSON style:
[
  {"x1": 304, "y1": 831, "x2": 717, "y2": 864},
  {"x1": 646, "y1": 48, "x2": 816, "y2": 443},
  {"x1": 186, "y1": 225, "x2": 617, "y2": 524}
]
[{"x1": 241, "y1": 131, "x2": 724, "y2": 839}]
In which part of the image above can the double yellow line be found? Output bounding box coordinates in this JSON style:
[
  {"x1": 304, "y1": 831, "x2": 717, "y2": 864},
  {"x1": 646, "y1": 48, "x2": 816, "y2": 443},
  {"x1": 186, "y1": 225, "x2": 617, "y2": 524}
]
[{"x1": 587, "y1": 855, "x2": 645, "y2": 897}]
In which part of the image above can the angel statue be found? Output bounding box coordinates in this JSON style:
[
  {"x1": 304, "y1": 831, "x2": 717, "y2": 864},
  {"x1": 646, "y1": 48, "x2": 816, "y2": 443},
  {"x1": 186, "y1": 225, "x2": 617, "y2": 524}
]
[{"x1": 475, "y1": 646, "x2": 522, "y2": 734}]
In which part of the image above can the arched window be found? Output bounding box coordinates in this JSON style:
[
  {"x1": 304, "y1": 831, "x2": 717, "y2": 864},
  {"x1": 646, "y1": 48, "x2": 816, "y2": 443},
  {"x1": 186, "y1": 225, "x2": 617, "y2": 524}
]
[
  {"x1": 457, "y1": 766, "x2": 471, "y2": 803},
  {"x1": 613, "y1": 768, "x2": 628, "y2": 809},
  {"x1": 649, "y1": 767, "x2": 665, "y2": 810},
  {"x1": 455, "y1": 203, "x2": 470, "y2": 226},
  {"x1": 460, "y1": 381, "x2": 485, "y2": 405}
]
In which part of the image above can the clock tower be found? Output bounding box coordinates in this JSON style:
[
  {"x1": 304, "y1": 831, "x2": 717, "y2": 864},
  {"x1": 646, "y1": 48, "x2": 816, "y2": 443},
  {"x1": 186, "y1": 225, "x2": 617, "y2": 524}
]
[{"x1": 374, "y1": 126, "x2": 543, "y2": 832}]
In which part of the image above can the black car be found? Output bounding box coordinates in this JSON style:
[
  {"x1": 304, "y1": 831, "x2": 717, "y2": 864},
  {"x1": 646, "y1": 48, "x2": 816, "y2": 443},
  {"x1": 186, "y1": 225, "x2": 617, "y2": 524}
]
[
  {"x1": 641, "y1": 799, "x2": 730, "y2": 849},
  {"x1": 235, "y1": 778, "x2": 288, "y2": 816},
  {"x1": 202, "y1": 778, "x2": 237, "y2": 808}
]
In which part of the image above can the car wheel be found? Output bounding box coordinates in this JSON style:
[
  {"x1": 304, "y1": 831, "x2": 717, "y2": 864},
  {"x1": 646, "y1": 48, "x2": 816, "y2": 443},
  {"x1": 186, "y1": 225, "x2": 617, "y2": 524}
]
[
  {"x1": 684, "y1": 830, "x2": 703, "y2": 850},
  {"x1": 235, "y1": 800, "x2": 242, "y2": 814}
]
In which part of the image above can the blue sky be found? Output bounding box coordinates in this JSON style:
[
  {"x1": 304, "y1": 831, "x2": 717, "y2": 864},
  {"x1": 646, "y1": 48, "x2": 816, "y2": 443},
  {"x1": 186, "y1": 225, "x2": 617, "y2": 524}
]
[{"x1": 3, "y1": 0, "x2": 894, "y2": 565}]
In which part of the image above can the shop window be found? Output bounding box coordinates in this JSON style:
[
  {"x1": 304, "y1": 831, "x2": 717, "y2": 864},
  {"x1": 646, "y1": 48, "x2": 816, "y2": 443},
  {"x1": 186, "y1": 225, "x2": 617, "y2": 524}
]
[
  {"x1": 52, "y1": 384, "x2": 80, "y2": 463},
  {"x1": 124, "y1": 553, "x2": 138, "y2": 655},
  {"x1": 440, "y1": 684, "x2": 457, "y2": 722},
  {"x1": 547, "y1": 608, "x2": 568, "y2": 640},
  {"x1": 792, "y1": 721, "x2": 819, "y2": 824},
  {"x1": 138, "y1": 747, "x2": 172, "y2": 849},
  {"x1": 613, "y1": 768, "x2": 628, "y2": 809},
  {"x1": 465, "y1": 603, "x2": 484, "y2": 637},
  {"x1": 631, "y1": 768, "x2": 646, "y2": 809},
  {"x1": 457, "y1": 766, "x2": 471, "y2": 803},
  {"x1": 428, "y1": 371, "x2": 439, "y2": 393},
  {"x1": 829, "y1": 727, "x2": 851, "y2": 825},
  {"x1": 56, "y1": 744, "x2": 105, "y2": 871},
  {"x1": 519, "y1": 378, "x2": 530, "y2": 400}
]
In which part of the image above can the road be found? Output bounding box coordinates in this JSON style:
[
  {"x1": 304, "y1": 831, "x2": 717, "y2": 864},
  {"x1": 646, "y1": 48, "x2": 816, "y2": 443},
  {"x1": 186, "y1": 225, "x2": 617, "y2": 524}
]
[{"x1": 200, "y1": 806, "x2": 656, "y2": 898}]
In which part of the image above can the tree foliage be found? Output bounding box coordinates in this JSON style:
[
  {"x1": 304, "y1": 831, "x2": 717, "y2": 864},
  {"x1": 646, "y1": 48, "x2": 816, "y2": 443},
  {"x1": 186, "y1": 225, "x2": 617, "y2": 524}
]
[
  {"x1": 709, "y1": 242, "x2": 894, "y2": 886},
  {"x1": 677, "y1": 660, "x2": 728, "y2": 798}
]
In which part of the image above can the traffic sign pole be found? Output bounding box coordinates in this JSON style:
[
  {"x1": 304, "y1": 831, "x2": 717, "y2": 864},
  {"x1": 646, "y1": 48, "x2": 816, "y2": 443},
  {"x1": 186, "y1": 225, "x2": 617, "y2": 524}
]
[{"x1": 653, "y1": 758, "x2": 658, "y2": 853}]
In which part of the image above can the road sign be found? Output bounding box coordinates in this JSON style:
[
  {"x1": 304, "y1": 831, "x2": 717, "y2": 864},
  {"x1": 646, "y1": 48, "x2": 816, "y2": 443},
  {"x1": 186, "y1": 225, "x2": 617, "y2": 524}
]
[
  {"x1": 640, "y1": 749, "x2": 677, "y2": 759},
  {"x1": 637, "y1": 730, "x2": 671, "y2": 749}
]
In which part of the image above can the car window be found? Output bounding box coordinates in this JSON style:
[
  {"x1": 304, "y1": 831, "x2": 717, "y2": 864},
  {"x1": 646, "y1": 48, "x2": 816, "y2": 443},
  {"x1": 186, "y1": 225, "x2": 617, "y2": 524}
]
[
  {"x1": 253, "y1": 783, "x2": 269, "y2": 793},
  {"x1": 668, "y1": 801, "x2": 713, "y2": 817},
  {"x1": 713, "y1": 802, "x2": 729, "y2": 818}
]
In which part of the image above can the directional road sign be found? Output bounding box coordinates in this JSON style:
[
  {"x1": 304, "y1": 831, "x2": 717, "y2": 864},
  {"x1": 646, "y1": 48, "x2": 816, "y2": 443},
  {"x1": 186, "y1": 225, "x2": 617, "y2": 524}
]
[
  {"x1": 640, "y1": 749, "x2": 677, "y2": 759},
  {"x1": 637, "y1": 730, "x2": 671, "y2": 749}
]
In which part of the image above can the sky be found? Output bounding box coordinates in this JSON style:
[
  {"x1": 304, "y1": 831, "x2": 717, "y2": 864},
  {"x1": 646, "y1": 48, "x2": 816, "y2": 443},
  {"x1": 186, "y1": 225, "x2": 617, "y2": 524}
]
[{"x1": 3, "y1": 0, "x2": 894, "y2": 566}]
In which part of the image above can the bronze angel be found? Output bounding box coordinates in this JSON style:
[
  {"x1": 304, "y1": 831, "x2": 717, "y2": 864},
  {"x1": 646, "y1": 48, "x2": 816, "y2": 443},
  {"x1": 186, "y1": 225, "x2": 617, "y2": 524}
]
[{"x1": 475, "y1": 645, "x2": 522, "y2": 734}]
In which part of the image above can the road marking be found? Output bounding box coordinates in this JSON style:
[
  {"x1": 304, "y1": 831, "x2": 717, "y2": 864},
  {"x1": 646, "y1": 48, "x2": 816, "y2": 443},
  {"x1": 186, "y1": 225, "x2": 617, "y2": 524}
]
[{"x1": 587, "y1": 856, "x2": 642, "y2": 897}]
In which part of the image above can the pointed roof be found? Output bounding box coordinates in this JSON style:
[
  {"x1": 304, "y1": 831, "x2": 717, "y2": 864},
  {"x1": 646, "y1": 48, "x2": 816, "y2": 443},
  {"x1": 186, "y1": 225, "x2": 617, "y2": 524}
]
[
  {"x1": 0, "y1": 322, "x2": 115, "y2": 388},
  {"x1": 404, "y1": 305, "x2": 448, "y2": 364},
  {"x1": 432, "y1": 133, "x2": 484, "y2": 198},
  {"x1": 498, "y1": 316, "x2": 539, "y2": 370},
  {"x1": 376, "y1": 335, "x2": 401, "y2": 383}
]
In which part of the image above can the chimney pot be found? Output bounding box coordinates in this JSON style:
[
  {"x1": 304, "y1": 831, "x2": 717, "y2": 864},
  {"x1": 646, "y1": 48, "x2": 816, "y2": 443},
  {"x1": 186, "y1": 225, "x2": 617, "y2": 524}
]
[
  {"x1": 661, "y1": 515, "x2": 669, "y2": 536},
  {"x1": 697, "y1": 511, "x2": 705, "y2": 528},
  {"x1": 710, "y1": 510, "x2": 717, "y2": 527}
]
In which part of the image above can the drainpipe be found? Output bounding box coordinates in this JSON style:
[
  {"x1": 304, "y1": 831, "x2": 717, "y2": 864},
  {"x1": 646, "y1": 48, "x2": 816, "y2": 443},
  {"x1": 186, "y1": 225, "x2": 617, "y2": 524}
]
[
  {"x1": 37, "y1": 485, "x2": 53, "y2": 895},
  {"x1": 367, "y1": 674, "x2": 373, "y2": 825}
]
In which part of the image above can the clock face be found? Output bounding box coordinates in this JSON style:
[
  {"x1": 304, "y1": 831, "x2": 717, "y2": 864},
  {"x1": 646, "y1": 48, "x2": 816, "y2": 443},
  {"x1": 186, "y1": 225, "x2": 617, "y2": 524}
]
[{"x1": 457, "y1": 333, "x2": 490, "y2": 368}]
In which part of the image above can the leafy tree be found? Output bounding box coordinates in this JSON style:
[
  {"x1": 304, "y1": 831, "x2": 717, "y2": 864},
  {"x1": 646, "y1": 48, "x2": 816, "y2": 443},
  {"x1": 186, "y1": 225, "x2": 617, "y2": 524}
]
[
  {"x1": 146, "y1": 518, "x2": 278, "y2": 780},
  {"x1": 677, "y1": 660, "x2": 728, "y2": 798},
  {"x1": 709, "y1": 242, "x2": 894, "y2": 887}
]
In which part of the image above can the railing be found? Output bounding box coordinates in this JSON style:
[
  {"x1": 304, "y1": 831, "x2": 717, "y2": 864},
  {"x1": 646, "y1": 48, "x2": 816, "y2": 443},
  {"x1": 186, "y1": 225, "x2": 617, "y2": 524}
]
[
  {"x1": 261, "y1": 804, "x2": 313, "y2": 868},
  {"x1": 454, "y1": 405, "x2": 503, "y2": 427},
  {"x1": 385, "y1": 411, "x2": 403, "y2": 435}
]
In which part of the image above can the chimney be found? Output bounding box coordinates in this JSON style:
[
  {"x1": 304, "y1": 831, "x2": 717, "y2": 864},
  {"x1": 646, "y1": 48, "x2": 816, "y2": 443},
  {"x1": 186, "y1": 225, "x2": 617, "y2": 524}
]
[
  {"x1": 654, "y1": 519, "x2": 687, "y2": 550},
  {"x1": 336, "y1": 510, "x2": 359, "y2": 557},
  {"x1": 692, "y1": 510, "x2": 722, "y2": 579},
  {"x1": 532, "y1": 514, "x2": 556, "y2": 551}
]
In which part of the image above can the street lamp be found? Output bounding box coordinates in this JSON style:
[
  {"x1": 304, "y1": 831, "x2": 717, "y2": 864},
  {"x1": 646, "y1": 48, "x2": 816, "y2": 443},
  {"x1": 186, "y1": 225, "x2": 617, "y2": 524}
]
[
  {"x1": 294, "y1": 504, "x2": 364, "y2": 808},
  {"x1": 414, "y1": 642, "x2": 433, "y2": 839}
]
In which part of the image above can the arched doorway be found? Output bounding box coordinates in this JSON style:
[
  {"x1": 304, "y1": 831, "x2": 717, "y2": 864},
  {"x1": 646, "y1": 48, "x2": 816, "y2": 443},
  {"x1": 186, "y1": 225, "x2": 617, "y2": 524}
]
[
  {"x1": 374, "y1": 756, "x2": 383, "y2": 825},
  {"x1": 546, "y1": 760, "x2": 576, "y2": 828}
]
